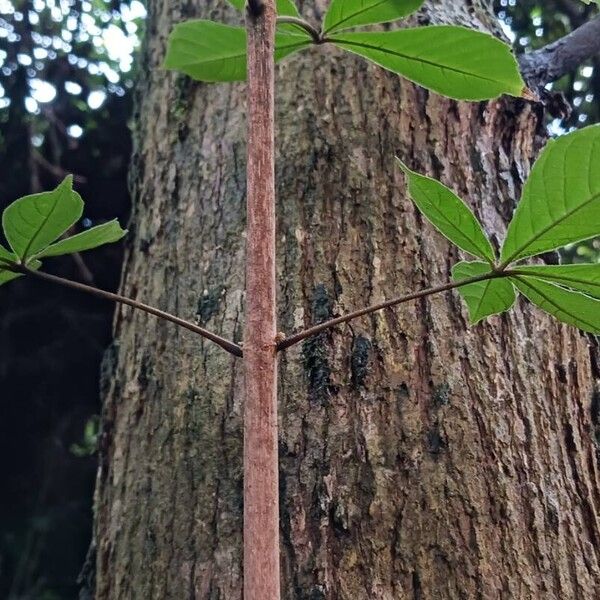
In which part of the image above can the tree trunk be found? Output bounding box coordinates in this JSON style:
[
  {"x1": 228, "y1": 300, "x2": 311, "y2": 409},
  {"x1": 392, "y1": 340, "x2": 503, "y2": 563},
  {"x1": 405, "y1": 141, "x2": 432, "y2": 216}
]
[{"x1": 94, "y1": 1, "x2": 600, "y2": 598}]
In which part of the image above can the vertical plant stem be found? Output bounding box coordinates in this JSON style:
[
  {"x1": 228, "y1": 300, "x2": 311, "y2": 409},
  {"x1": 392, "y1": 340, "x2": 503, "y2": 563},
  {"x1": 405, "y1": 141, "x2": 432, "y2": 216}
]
[{"x1": 244, "y1": 2, "x2": 280, "y2": 600}]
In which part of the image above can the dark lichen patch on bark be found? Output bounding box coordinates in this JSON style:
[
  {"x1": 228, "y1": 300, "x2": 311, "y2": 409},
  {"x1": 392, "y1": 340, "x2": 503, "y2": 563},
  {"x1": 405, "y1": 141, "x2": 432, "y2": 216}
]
[
  {"x1": 426, "y1": 426, "x2": 447, "y2": 455},
  {"x1": 311, "y1": 283, "x2": 332, "y2": 323},
  {"x1": 545, "y1": 502, "x2": 560, "y2": 535},
  {"x1": 168, "y1": 74, "x2": 195, "y2": 124},
  {"x1": 330, "y1": 502, "x2": 351, "y2": 537},
  {"x1": 555, "y1": 362, "x2": 568, "y2": 384},
  {"x1": 196, "y1": 287, "x2": 225, "y2": 324},
  {"x1": 350, "y1": 335, "x2": 371, "y2": 388},
  {"x1": 306, "y1": 586, "x2": 326, "y2": 600},
  {"x1": 397, "y1": 383, "x2": 410, "y2": 401},
  {"x1": 412, "y1": 570, "x2": 423, "y2": 600},
  {"x1": 303, "y1": 335, "x2": 332, "y2": 402},
  {"x1": 431, "y1": 382, "x2": 451, "y2": 407},
  {"x1": 137, "y1": 351, "x2": 153, "y2": 389},
  {"x1": 303, "y1": 284, "x2": 335, "y2": 403}
]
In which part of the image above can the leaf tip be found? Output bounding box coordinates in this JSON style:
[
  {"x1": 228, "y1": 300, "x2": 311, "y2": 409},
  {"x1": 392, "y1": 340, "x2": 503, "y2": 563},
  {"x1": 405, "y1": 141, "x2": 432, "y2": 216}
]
[
  {"x1": 60, "y1": 174, "x2": 75, "y2": 190},
  {"x1": 467, "y1": 313, "x2": 486, "y2": 326}
]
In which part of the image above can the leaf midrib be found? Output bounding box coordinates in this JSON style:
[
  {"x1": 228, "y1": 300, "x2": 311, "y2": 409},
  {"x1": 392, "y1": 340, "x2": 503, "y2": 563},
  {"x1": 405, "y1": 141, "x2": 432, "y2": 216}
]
[
  {"x1": 325, "y1": 0, "x2": 390, "y2": 34},
  {"x1": 502, "y1": 191, "x2": 600, "y2": 264},
  {"x1": 331, "y1": 36, "x2": 508, "y2": 85},
  {"x1": 514, "y1": 275, "x2": 600, "y2": 332},
  {"x1": 513, "y1": 270, "x2": 600, "y2": 295},
  {"x1": 474, "y1": 278, "x2": 493, "y2": 317},
  {"x1": 17, "y1": 192, "x2": 63, "y2": 260},
  {"x1": 412, "y1": 182, "x2": 493, "y2": 260}
]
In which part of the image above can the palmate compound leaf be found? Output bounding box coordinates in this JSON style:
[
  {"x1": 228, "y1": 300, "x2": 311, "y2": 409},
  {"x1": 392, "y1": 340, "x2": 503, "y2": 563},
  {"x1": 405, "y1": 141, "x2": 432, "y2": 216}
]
[
  {"x1": 451, "y1": 262, "x2": 600, "y2": 332},
  {"x1": 2, "y1": 175, "x2": 83, "y2": 263},
  {"x1": 512, "y1": 263, "x2": 600, "y2": 300},
  {"x1": 1, "y1": 177, "x2": 126, "y2": 279},
  {"x1": 323, "y1": 0, "x2": 425, "y2": 35},
  {"x1": 398, "y1": 160, "x2": 496, "y2": 262},
  {"x1": 452, "y1": 261, "x2": 516, "y2": 323},
  {"x1": 330, "y1": 26, "x2": 525, "y2": 100},
  {"x1": 511, "y1": 275, "x2": 600, "y2": 334},
  {"x1": 501, "y1": 125, "x2": 600, "y2": 264},
  {"x1": 163, "y1": 20, "x2": 311, "y2": 82},
  {"x1": 227, "y1": 0, "x2": 300, "y2": 17},
  {"x1": 35, "y1": 219, "x2": 127, "y2": 259}
]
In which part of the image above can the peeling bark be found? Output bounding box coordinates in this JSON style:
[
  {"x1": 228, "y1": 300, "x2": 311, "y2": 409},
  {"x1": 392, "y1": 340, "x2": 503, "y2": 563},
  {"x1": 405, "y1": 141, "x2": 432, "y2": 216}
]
[{"x1": 94, "y1": 1, "x2": 600, "y2": 598}]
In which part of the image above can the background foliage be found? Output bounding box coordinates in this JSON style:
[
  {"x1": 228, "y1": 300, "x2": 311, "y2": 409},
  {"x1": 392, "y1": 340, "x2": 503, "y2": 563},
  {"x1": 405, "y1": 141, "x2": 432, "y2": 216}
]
[
  {"x1": 495, "y1": 0, "x2": 600, "y2": 262},
  {"x1": 0, "y1": 0, "x2": 597, "y2": 597},
  {"x1": 0, "y1": 1, "x2": 143, "y2": 597}
]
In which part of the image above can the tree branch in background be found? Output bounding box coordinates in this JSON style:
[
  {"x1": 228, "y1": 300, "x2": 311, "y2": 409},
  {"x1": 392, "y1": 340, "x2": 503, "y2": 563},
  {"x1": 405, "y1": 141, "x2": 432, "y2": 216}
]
[
  {"x1": 32, "y1": 150, "x2": 87, "y2": 185},
  {"x1": 520, "y1": 14, "x2": 600, "y2": 88}
]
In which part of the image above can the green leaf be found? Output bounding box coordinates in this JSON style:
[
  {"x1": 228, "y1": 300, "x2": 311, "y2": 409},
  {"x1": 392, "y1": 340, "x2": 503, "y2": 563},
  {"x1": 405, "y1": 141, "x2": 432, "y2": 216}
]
[
  {"x1": 228, "y1": 0, "x2": 300, "y2": 16},
  {"x1": 513, "y1": 263, "x2": 600, "y2": 299},
  {"x1": 501, "y1": 125, "x2": 600, "y2": 264},
  {"x1": 323, "y1": 0, "x2": 424, "y2": 34},
  {"x1": 0, "y1": 257, "x2": 41, "y2": 287},
  {"x1": 163, "y1": 20, "x2": 311, "y2": 82},
  {"x1": 398, "y1": 160, "x2": 495, "y2": 261},
  {"x1": 2, "y1": 176, "x2": 83, "y2": 262},
  {"x1": 512, "y1": 275, "x2": 600, "y2": 334},
  {"x1": 35, "y1": 220, "x2": 127, "y2": 259},
  {"x1": 276, "y1": 0, "x2": 301, "y2": 16},
  {"x1": 330, "y1": 26, "x2": 525, "y2": 100},
  {"x1": 0, "y1": 245, "x2": 20, "y2": 286},
  {"x1": 0, "y1": 269, "x2": 21, "y2": 286},
  {"x1": 0, "y1": 243, "x2": 14, "y2": 264},
  {"x1": 452, "y1": 261, "x2": 516, "y2": 323}
]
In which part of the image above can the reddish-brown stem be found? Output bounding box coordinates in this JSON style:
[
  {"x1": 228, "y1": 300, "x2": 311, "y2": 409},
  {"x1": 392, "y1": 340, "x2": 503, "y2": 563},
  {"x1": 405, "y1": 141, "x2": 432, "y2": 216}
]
[
  {"x1": 243, "y1": 2, "x2": 280, "y2": 600},
  {"x1": 277, "y1": 270, "x2": 511, "y2": 351},
  {"x1": 17, "y1": 264, "x2": 243, "y2": 357}
]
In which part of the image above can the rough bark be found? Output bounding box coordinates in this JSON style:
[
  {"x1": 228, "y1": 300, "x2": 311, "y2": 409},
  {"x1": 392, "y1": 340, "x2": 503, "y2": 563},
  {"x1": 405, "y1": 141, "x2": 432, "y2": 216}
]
[{"x1": 94, "y1": 1, "x2": 600, "y2": 598}]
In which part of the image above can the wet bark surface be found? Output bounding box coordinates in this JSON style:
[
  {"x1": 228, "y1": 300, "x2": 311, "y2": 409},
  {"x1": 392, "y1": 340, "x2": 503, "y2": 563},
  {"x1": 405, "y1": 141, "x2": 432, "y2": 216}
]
[{"x1": 94, "y1": 1, "x2": 600, "y2": 598}]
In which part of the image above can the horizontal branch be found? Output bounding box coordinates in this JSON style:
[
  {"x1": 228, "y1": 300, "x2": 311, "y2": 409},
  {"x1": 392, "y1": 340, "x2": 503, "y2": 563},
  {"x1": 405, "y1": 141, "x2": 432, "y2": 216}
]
[
  {"x1": 519, "y1": 14, "x2": 600, "y2": 88},
  {"x1": 18, "y1": 265, "x2": 243, "y2": 357},
  {"x1": 277, "y1": 270, "x2": 508, "y2": 352}
]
